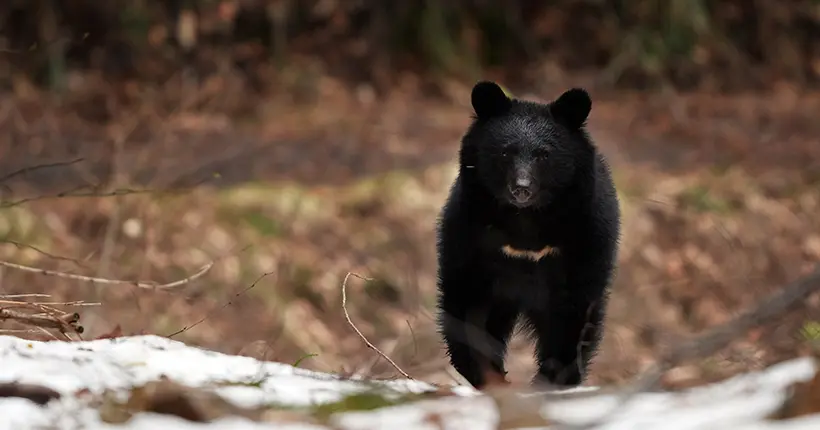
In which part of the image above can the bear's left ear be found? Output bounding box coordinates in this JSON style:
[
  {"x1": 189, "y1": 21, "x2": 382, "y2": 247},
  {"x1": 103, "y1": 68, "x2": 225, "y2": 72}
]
[
  {"x1": 549, "y1": 88, "x2": 591, "y2": 130},
  {"x1": 471, "y1": 81, "x2": 512, "y2": 119}
]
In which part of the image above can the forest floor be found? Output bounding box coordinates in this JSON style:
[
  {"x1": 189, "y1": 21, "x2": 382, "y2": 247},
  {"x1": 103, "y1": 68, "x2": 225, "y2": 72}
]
[{"x1": 0, "y1": 74, "x2": 818, "y2": 389}]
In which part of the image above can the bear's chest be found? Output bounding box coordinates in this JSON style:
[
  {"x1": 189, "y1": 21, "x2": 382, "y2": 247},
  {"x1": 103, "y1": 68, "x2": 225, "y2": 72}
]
[
  {"x1": 479, "y1": 220, "x2": 568, "y2": 308},
  {"x1": 479, "y1": 212, "x2": 565, "y2": 256},
  {"x1": 489, "y1": 251, "x2": 566, "y2": 309}
]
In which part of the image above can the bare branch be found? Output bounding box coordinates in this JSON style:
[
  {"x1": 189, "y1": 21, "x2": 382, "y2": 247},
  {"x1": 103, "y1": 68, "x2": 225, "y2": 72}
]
[
  {"x1": 0, "y1": 294, "x2": 51, "y2": 299},
  {"x1": 0, "y1": 176, "x2": 212, "y2": 210},
  {"x1": 0, "y1": 240, "x2": 91, "y2": 270},
  {"x1": 0, "y1": 296, "x2": 90, "y2": 339},
  {"x1": 0, "y1": 308, "x2": 72, "y2": 330},
  {"x1": 340, "y1": 271, "x2": 413, "y2": 380},
  {"x1": 0, "y1": 329, "x2": 48, "y2": 335},
  {"x1": 0, "y1": 259, "x2": 214, "y2": 290},
  {"x1": 0, "y1": 157, "x2": 84, "y2": 184},
  {"x1": 1, "y1": 187, "x2": 164, "y2": 209},
  {"x1": 0, "y1": 299, "x2": 101, "y2": 310}
]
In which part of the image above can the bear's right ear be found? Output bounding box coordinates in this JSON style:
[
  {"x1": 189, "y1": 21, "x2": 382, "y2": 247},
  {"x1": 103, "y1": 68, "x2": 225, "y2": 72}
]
[
  {"x1": 471, "y1": 81, "x2": 512, "y2": 119},
  {"x1": 549, "y1": 88, "x2": 591, "y2": 130}
]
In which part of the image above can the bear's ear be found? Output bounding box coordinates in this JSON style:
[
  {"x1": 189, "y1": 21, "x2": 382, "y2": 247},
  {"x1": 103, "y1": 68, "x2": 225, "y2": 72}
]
[
  {"x1": 471, "y1": 81, "x2": 512, "y2": 119},
  {"x1": 549, "y1": 88, "x2": 591, "y2": 130}
]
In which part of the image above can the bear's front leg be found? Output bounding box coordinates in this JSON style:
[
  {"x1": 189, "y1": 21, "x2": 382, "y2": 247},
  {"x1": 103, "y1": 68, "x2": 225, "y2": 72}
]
[
  {"x1": 526, "y1": 292, "x2": 606, "y2": 387},
  {"x1": 438, "y1": 289, "x2": 486, "y2": 388},
  {"x1": 525, "y1": 234, "x2": 617, "y2": 387},
  {"x1": 437, "y1": 267, "x2": 519, "y2": 389},
  {"x1": 439, "y1": 289, "x2": 517, "y2": 388}
]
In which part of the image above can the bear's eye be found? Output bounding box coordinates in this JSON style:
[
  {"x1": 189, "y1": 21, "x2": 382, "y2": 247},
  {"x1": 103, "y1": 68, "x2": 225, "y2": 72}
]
[{"x1": 533, "y1": 149, "x2": 549, "y2": 159}]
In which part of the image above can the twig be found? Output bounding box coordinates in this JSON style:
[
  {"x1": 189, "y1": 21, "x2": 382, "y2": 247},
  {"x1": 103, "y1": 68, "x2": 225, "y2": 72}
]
[
  {"x1": 0, "y1": 157, "x2": 84, "y2": 184},
  {"x1": 340, "y1": 272, "x2": 413, "y2": 380},
  {"x1": 0, "y1": 293, "x2": 99, "y2": 340},
  {"x1": 96, "y1": 129, "x2": 130, "y2": 290},
  {"x1": 0, "y1": 294, "x2": 50, "y2": 299},
  {"x1": 0, "y1": 182, "x2": 208, "y2": 210},
  {"x1": 34, "y1": 327, "x2": 61, "y2": 340},
  {"x1": 0, "y1": 239, "x2": 91, "y2": 270},
  {"x1": 0, "y1": 306, "x2": 82, "y2": 339},
  {"x1": 0, "y1": 308, "x2": 72, "y2": 330},
  {"x1": 166, "y1": 271, "x2": 272, "y2": 338},
  {"x1": 0, "y1": 260, "x2": 214, "y2": 289},
  {"x1": 405, "y1": 319, "x2": 419, "y2": 360},
  {"x1": 29, "y1": 300, "x2": 100, "y2": 306},
  {"x1": 0, "y1": 300, "x2": 101, "y2": 310}
]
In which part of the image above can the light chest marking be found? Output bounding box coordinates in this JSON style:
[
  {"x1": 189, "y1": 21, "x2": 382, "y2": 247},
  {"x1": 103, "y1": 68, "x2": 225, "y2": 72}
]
[{"x1": 500, "y1": 244, "x2": 560, "y2": 262}]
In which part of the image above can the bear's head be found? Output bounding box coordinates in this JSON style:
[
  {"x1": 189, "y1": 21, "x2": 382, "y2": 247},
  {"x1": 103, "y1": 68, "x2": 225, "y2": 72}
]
[{"x1": 461, "y1": 81, "x2": 593, "y2": 209}]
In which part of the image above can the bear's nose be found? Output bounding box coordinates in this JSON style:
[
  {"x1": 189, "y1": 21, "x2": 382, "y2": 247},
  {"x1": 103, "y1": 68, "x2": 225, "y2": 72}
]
[
  {"x1": 510, "y1": 186, "x2": 532, "y2": 203},
  {"x1": 509, "y1": 167, "x2": 536, "y2": 204}
]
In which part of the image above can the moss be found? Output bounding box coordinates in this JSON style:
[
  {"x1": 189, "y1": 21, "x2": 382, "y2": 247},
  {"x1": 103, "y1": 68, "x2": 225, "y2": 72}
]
[
  {"x1": 212, "y1": 377, "x2": 268, "y2": 388},
  {"x1": 239, "y1": 210, "x2": 283, "y2": 237},
  {"x1": 310, "y1": 389, "x2": 427, "y2": 422},
  {"x1": 799, "y1": 321, "x2": 820, "y2": 342},
  {"x1": 292, "y1": 353, "x2": 318, "y2": 368},
  {"x1": 678, "y1": 185, "x2": 734, "y2": 213},
  {"x1": 0, "y1": 206, "x2": 39, "y2": 242}
]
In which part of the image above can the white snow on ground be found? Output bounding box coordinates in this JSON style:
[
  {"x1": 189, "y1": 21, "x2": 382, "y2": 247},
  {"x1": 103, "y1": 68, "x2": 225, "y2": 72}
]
[{"x1": 0, "y1": 334, "x2": 818, "y2": 429}]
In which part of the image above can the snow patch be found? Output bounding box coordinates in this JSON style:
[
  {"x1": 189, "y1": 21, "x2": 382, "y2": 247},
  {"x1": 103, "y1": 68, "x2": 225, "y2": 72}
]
[{"x1": 0, "y1": 335, "x2": 818, "y2": 429}]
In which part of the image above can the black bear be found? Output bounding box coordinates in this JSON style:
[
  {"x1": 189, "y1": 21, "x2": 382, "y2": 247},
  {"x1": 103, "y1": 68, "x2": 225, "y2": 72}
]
[{"x1": 435, "y1": 81, "x2": 620, "y2": 390}]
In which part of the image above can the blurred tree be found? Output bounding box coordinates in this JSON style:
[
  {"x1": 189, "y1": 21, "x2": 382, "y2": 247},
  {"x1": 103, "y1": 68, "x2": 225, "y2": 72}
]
[{"x1": 1, "y1": 0, "x2": 819, "y2": 93}]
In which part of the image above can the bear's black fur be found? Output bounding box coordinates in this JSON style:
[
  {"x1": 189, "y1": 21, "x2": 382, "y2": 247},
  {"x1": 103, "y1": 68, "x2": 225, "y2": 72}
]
[{"x1": 435, "y1": 81, "x2": 620, "y2": 389}]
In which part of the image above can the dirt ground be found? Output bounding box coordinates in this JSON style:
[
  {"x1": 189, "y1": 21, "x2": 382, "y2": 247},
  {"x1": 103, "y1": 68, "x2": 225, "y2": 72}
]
[{"x1": 0, "y1": 73, "x2": 819, "y2": 390}]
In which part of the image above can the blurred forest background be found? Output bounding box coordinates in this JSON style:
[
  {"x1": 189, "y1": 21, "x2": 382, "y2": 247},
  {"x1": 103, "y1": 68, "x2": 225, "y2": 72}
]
[{"x1": 1, "y1": 0, "x2": 819, "y2": 388}]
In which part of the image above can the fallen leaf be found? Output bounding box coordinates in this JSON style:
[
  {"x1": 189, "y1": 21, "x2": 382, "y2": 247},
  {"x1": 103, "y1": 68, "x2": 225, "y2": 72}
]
[
  {"x1": 770, "y1": 364, "x2": 820, "y2": 420},
  {"x1": 94, "y1": 324, "x2": 123, "y2": 340},
  {"x1": 0, "y1": 382, "x2": 61, "y2": 405}
]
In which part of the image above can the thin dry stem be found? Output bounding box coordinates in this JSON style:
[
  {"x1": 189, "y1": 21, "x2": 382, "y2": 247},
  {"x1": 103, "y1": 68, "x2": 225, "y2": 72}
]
[
  {"x1": 1, "y1": 239, "x2": 91, "y2": 270},
  {"x1": 0, "y1": 186, "x2": 158, "y2": 209},
  {"x1": 0, "y1": 180, "x2": 210, "y2": 210},
  {"x1": 0, "y1": 299, "x2": 101, "y2": 309},
  {"x1": 0, "y1": 308, "x2": 70, "y2": 330},
  {"x1": 34, "y1": 326, "x2": 62, "y2": 340},
  {"x1": 0, "y1": 157, "x2": 84, "y2": 185},
  {"x1": 166, "y1": 270, "x2": 273, "y2": 338},
  {"x1": 0, "y1": 293, "x2": 98, "y2": 340},
  {"x1": 340, "y1": 271, "x2": 413, "y2": 380},
  {"x1": 96, "y1": 119, "x2": 136, "y2": 286},
  {"x1": 0, "y1": 294, "x2": 51, "y2": 299},
  {"x1": 0, "y1": 259, "x2": 214, "y2": 290}
]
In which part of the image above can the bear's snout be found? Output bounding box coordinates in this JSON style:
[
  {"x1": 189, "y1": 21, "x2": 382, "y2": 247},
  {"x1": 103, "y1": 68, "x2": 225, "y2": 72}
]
[{"x1": 508, "y1": 167, "x2": 537, "y2": 206}]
